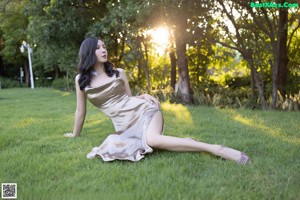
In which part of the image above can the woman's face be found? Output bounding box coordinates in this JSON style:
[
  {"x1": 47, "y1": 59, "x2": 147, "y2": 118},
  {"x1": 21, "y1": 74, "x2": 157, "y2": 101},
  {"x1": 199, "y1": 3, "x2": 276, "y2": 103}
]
[{"x1": 95, "y1": 40, "x2": 107, "y2": 63}]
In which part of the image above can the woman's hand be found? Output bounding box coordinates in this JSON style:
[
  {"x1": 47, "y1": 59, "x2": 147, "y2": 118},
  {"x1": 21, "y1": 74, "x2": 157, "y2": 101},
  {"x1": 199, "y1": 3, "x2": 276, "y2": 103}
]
[
  {"x1": 142, "y1": 94, "x2": 160, "y2": 107},
  {"x1": 64, "y1": 132, "x2": 77, "y2": 138}
]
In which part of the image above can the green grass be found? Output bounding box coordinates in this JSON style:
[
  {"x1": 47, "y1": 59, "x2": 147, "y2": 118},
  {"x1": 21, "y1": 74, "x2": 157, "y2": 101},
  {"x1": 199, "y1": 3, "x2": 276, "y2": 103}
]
[{"x1": 0, "y1": 88, "x2": 300, "y2": 200}]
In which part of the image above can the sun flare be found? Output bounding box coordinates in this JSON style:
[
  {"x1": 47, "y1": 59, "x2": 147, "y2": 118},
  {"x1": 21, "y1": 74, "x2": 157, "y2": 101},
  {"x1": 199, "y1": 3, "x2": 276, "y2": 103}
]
[{"x1": 147, "y1": 27, "x2": 170, "y2": 55}]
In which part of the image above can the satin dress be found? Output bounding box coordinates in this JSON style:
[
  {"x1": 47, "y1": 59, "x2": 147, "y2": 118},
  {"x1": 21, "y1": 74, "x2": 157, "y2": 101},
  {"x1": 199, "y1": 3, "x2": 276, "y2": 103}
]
[{"x1": 85, "y1": 74, "x2": 160, "y2": 162}]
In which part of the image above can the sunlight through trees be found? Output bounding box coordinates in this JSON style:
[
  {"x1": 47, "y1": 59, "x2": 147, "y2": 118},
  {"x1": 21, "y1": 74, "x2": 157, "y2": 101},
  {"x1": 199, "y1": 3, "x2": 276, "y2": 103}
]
[{"x1": 0, "y1": 0, "x2": 299, "y2": 109}]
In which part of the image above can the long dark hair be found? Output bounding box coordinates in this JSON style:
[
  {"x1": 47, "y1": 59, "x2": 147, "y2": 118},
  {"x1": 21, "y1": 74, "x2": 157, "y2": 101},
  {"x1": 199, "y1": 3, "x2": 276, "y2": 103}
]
[{"x1": 78, "y1": 37, "x2": 119, "y2": 91}]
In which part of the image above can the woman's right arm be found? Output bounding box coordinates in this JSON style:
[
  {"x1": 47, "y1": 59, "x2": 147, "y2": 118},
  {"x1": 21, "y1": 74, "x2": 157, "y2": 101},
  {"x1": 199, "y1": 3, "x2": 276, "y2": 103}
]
[{"x1": 64, "y1": 75, "x2": 87, "y2": 137}]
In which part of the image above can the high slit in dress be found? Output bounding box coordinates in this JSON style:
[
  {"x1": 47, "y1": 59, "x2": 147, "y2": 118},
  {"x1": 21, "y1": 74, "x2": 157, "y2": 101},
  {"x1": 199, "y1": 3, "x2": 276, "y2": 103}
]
[{"x1": 84, "y1": 73, "x2": 161, "y2": 162}]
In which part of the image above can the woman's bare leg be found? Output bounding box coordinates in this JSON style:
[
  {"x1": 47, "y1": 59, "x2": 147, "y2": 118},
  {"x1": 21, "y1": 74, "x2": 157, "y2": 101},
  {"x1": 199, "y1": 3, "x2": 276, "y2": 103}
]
[{"x1": 146, "y1": 111, "x2": 248, "y2": 163}]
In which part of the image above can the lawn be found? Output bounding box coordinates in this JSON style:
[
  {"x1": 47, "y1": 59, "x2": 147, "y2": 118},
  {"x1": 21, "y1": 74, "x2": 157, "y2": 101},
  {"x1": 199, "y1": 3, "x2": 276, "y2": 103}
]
[{"x1": 0, "y1": 88, "x2": 299, "y2": 200}]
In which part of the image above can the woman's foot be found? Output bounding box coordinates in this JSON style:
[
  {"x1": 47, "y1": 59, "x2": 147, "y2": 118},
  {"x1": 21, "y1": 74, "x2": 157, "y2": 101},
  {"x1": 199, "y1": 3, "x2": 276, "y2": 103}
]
[
  {"x1": 217, "y1": 145, "x2": 251, "y2": 164},
  {"x1": 237, "y1": 152, "x2": 251, "y2": 164}
]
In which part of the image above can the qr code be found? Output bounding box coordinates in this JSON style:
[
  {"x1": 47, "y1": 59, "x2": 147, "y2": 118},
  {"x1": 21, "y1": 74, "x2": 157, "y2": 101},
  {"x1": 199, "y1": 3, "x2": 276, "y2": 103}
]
[{"x1": 1, "y1": 183, "x2": 17, "y2": 199}]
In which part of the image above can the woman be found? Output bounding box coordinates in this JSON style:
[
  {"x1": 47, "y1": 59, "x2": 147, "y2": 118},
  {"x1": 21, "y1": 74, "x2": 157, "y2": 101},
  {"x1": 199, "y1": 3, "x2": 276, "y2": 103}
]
[{"x1": 64, "y1": 37, "x2": 251, "y2": 164}]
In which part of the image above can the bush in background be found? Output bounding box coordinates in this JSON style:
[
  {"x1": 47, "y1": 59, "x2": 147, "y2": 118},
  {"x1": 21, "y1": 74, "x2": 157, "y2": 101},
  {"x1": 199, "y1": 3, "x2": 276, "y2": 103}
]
[
  {"x1": 34, "y1": 77, "x2": 53, "y2": 88},
  {"x1": 51, "y1": 77, "x2": 75, "y2": 92},
  {"x1": 0, "y1": 76, "x2": 22, "y2": 89}
]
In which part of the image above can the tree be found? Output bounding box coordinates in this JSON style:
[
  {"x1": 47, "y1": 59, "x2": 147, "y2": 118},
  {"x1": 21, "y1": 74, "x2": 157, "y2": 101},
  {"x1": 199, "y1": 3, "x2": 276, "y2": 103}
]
[
  {"x1": 0, "y1": 28, "x2": 4, "y2": 76},
  {"x1": 213, "y1": 0, "x2": 267, "y2": 109},
  {"x1": 214, "y1": 0, "x2": 300, "y2": 109},
  {"x1": 88, "y1": 0, "x2": 217, "y2": 103},
  {"x1": 0, "y1": 0, "x2": 30, "y2": 85},
  {"x1": 146, "y1": 0, "x2": 214, "y2": 103},
  {"x1": 25, "y1": 0, "x2": 109, "y2": 83}
]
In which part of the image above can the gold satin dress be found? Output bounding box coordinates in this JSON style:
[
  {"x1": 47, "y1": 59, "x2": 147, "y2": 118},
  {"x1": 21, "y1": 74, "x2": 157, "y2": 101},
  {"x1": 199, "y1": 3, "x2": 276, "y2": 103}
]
[{"x1": 85, "y1": 75, "x2": 160, "y2": 162}]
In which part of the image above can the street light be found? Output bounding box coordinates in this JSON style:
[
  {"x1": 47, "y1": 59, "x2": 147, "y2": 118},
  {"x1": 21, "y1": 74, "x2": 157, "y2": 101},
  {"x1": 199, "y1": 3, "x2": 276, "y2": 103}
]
[{"x1": 20, "y1": 41, "x2": 34, "y2": 89}]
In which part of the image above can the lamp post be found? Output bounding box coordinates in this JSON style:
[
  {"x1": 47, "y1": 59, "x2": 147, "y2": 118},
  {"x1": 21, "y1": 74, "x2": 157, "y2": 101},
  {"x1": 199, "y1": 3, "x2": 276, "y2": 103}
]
[{"x1": 20, "y1": 41, "x2": 34, "y2": 89}]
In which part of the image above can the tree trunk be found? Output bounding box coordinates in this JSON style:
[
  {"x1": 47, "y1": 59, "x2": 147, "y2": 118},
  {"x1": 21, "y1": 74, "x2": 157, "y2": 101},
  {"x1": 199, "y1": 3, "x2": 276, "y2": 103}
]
[
  {"x1": 250, "y1": 68, "x2": 255, "y2": 97},
  {"x1": 271, "y1": 6, "x2": 289, "y2": 109},
  {"x1": 271, "y1": 45, "x2": 279, "y2": 110},
  {"x1": 243, "y1": 52, "x2": 267, "y2": 110},
  {"x1": 169, "y1": 51, "x2": 177, "y2": 90},
  {"x1": 113, "y1": 37, "x2": 119, "y2": 64},
  {"x1": 54, "y1": 65, "x2": 61, "y2": 78},
  {"x1": 137, "y1": 59, "x2": 141, "y2": 87},
  {"x1": 250, "y1": 62, "x2": 267, "y2": 110},
  {"x1": 175, "y1": 33, "x2": 191, "y2": 103},
  {"x1": 66, "y1": 66, "x2": 69, "y2": 91},
  {"x1": 24, "y1": 60, "x2": 30, "y2": 87},
  {"x1": 142, "y1": 42, "x2": 151, "y2": 93},
  {"x1": 196, "y1": 44, "x2": 201, "y2": 88},
  {"x1": 0, "y1": 56, "x2": 4, "y2": 76},
  {"x1": 277, "y1": 7, "x2": 289, "y2": 97}
]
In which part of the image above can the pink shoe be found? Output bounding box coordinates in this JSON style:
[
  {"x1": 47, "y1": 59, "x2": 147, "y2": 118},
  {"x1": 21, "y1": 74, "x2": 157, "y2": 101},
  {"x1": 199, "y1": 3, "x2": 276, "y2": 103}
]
[{"x1": 237, "y1": 152, "x2": 251, "y2": 164}]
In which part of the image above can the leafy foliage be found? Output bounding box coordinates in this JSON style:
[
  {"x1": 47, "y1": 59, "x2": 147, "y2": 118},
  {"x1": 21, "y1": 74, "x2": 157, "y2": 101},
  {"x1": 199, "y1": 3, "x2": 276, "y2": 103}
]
[
  {"x1": 0, "y1": 0, "x2": 28, "y2": 65},
  {"x1": 0, "y1": 0, "x2": 299, "y2": 109},
  {"x1": 0, "y1": 76, "x2": 21, "y2": 88}
]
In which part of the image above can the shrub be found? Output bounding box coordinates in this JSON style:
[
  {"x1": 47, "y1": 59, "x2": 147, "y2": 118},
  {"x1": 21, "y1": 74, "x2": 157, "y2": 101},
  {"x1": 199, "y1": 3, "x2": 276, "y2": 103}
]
[
  {"x1": 0, "y1": 76, "x2": 22, "y2": 89},
  {"x1": 34, "y1": 77, "x2": 53, "y2": 88},
  {"x1": 225, "y1": 75, "x2": 251, "y2": 89},
  {"x1": 266, "y1": 91, "x2": 300, "y2": 111},
  {"x1": 51, "y1": 77, "x2": 74, "y2": 92}
]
